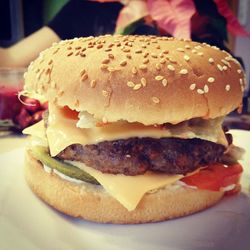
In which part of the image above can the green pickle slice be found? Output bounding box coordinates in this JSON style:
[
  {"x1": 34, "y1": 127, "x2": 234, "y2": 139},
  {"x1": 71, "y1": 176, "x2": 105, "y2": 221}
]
[{"x1": 30, "y1": 146, "x2": 99, "y2": 185}]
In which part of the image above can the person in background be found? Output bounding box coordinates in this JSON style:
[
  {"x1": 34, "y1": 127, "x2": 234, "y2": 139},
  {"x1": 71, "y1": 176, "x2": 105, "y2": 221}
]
[{"x1": 0, "y1": 0, "x2": 247, "y2": 68}]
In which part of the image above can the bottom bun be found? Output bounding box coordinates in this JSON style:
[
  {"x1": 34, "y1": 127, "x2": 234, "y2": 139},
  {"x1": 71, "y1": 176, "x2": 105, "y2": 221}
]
[{"x1": 25, "y1": 150, "x2": 224, "y2": 224}]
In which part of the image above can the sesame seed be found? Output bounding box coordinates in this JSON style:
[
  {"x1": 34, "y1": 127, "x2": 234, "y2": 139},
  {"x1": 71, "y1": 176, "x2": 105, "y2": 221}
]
[
  {"x1": 189, "y1": 83, "x2": 196, "y2": 90},
  {"x1": 52, "y1": 48, "x2": 60, "y2": 54},
  {"x1": 159, "y1": 52, "x2": 164, "y2": 58},
  {"x1": 177, "y1": 48, "x2": 185, "y2": 52},
  {"x1": 127, "y1": 81, "x2": 135, "y2": 87},
  {"x1": 143, "y1": 58, "x2": 149, "y2": 64},
  {"x1": 97, "y1": 44, "x2": 103, "y2": 49},
  {"x1": 195, "y1": 45, "x2": 202, "y2": 49},
  {"x1": 151, "y1": 53, "x2": 158, "y2": 58},
  {"x1": 105, "y1": 48, "x2": 112, "y2": 52},
  {"x1": 139, "y1": 64, "x2": 147, "y2": 70},
  {"x1": 133, "y1": 84, "x2": 142, "y2": 90},
  {"x1": 197, "y1": 89, "x2": 204, "y2": 94},
  {"x1": 155, "y1": 75, "x2": 164, "y2": 81},
  {"x1": 108, "y1": 54, "x2": 114, "y2": 59},
  {"x1": 160, "y1": 58, "x2": 166, "y2": 64},
  {"x1": 80, "y1": 69, "x2": 86, "y2": 76},
  {"x1": 126, "y1": 54, "x2": 132, "y2": 59},
  {"x1": 156, "y1": 45, "x2": 161, "y2": 49},
  {"x1": 100, "y1": 64, "x2": 108, "y2": 70},
  {"x1": 184, "y1": 55, "x2": 190, "y2": 61},
  {"x1": 132, "y1": 67, "x2": 138, "y2": 74},
  {"x1": 223, "y1": 65, "x2": 228, "y2": 70},
  {"x1": 168, "y1": 57, "x2": 177, "y2": 63},
  {"x1": 45, "y1": 68, "x2": 51, "y2": 75},
  {"x1": 102, "y1": 90, "x2": 109, "y2": 97},
  {"x1": 120, "y1": 60, "x2": 127, "y2": 66},
  {"x1": 141, "y1": 78, "x2": 147, "y2": 87},
  {"x1": 155, "y1": 63, "x2": 161, "y2": 71},
  {"x1": 221, "y1": 59, "x2": 231, "y2": 67},
  {"x1": 141, "y1": 44, "x2": 147, "y2": 48},
  {"x1": 123, "y1": 48, "x2": 130, "y2": 53},
  {"x1": 102, "y1": 59, "x2": 110, "y2": 64},
  {"x1": 135, "y1": 49, "x2": 142, "y2": 53},
  {"x1": 151, "y1": 96, "x2": 160, "y2": 104},
  {"x1": 179, "y1": 69, "x2": 188, "y2": 75},
  {"x1": 225, "y1": 84, "x2": 230, "y2": 91},
  {"x1": 67, "y1": 52, "x2": 73, "y2": 56},
  {"x1": 191, "y1": 49, "x2": 197, "y2": 53},
  {"x1": 208, "y1": 58, "x2": 214, "y2": 63},
  {"x1": 162, "y1": 79, "x2": 168, "y2": 87},
  {"x1": 75, "y1": 46, "x2": 81, "y2": 50},
  {"x1": 217, "y1": 64, "x2": 223, "y2": 71},
  {"x1": 143, "y1": 52, "x2": 149, "y2": 58},
  {"x1": 163, "y1": 50, "x2": 169, "y2": 54},
  {"x1": 80, "y1": 53, "x2": 86, "y2": 57},
  {"x1": 67, "y1": 46, "x2": 72, "y2": 50},
  {"x1": 197, "y1": 52, "x2": 203, "y2": 56},
  {"x1": 167, "y1": 65, "x2": 175, "y2": 71},
  {"x1": 204, "y1": 84, "x2": 209, "y2": 93},
  {"x1": 225, "y1": 56, "x2": 232, "y2": 61},
  {"x1": 107, "y1": 67, "x2": 118, "y2": 72},
  {"x1": 185, "y1": 45, "x2": 191, "y2": 49},
  {"x1": 208, "y1": 77, "x2": 215, "y2": 83},
  {"x1": 239, "y1": 78, "x2": 243, "y2": 86},
  {"x1": 102, "y1": 117, "x2": 108, "y2": 123},
  {"x1": 237, "y1": 69, "x2": 242, "y2": 74},
  {"x1": 87, "y1": 78, "x2": 96, "y2": 88},
  {"x1": 81, "y1": 74, "x2": 88, "y2": 81},
  {"x1": 75, "y1": 51, "x2": 80, "y2": 56},
  {"x1": 48, "y1": 59, "x2": 53, "y2": 65}
]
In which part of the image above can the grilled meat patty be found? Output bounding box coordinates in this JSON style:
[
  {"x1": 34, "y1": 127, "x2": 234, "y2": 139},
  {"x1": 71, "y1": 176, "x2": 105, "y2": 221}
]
[{"x1": 57, "y1": 137, "x2": 225, "y2": 175}]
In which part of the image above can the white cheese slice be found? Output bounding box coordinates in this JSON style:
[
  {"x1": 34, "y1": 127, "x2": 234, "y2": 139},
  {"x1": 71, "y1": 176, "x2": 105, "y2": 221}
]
[{"x1": 68, "y1": 161, "x2": 183, "y2": 211}]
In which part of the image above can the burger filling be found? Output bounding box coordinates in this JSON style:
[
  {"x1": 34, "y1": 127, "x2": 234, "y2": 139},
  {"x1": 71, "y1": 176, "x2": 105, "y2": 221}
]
[
  {"x1": 24, "y1": 104, "x2": 244, "y2": 211},
  {"x1": 57, "y1": 137, "x2": 225, "y2": 175}
]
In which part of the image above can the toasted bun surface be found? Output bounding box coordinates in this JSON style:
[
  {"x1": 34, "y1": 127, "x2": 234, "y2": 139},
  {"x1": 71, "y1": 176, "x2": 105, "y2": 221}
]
[
  {"x1": 25, "y1": 149, "x2": 224, "y2": 224},
  {"x1": 24, "y1": 35, "x2": 245, "y2": 125}
]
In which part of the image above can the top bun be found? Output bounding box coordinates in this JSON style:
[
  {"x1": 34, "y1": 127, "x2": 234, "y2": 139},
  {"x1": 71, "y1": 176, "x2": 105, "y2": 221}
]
[{"x1": 24, "y1": 35, "x2": 245, "y2": 125}]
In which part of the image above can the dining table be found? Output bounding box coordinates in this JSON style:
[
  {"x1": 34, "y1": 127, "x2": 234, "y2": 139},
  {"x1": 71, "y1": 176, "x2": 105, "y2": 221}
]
[{"x1": 0, "y1": 127, "x2": 249, "y2": 250}]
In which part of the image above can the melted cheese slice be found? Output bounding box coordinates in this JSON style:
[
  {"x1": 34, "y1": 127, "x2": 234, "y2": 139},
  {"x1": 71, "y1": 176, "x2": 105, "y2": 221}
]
[
  {"x1": 24, "y1": 104, "x2": 227, "y2": 157},
  {"x1": 68, "y1": 161, "x2": 183, "y2": 211},
  {"x1": 23, "y1": 120, "x2": 45, "y2": 139}
]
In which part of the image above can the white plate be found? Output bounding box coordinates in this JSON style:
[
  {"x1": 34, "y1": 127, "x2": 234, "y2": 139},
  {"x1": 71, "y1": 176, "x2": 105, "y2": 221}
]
[{"x1": 0, "y1": 130, "x2": 250, "y2": 250}]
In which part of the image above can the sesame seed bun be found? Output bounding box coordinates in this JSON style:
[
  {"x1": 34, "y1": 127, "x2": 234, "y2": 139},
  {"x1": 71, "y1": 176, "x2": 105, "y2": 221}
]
[
  {"x1": 25, "y1": 149, "x2": 224, "y2": 224},
  {"x1": 24, "y1": 35, "x2": 245, "y2": 125}
]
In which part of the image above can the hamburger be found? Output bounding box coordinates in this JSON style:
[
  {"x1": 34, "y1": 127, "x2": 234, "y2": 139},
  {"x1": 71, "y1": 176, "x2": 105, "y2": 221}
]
[{"x1": 23, "y1": 35, "x2": 245, "y2": 224}]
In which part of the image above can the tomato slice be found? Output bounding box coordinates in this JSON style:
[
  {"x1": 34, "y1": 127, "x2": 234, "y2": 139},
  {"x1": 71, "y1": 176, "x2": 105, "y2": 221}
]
[
  {"x1": 61, "y1": 106, "x2": 79, "y2": 120},
  {"x1": 181, "y1": 163, "x2": 243, "y2": 194}
]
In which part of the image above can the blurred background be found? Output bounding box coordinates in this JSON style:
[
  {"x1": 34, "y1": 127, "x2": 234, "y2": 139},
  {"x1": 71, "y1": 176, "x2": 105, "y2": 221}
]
[{"x1": 0, "y1": 0, "x2": 250, "y2": 130}]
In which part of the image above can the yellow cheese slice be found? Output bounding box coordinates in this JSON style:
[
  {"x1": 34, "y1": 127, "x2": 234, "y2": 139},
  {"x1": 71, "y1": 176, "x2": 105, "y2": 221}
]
[
  {"x1": 23, "y1": 120, "x2": 45, "y2": 139},
  {"x1": 22, "y1": 104, "x2": 226, "y2": 157},
  {"x1": 68, "y1": 161, "x2": 183, "y2": 211}
]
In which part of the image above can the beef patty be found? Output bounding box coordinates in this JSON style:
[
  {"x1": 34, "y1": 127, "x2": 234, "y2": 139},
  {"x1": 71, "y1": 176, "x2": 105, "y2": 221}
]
[{"x1": 57, "y1": 137, "x2": 225, "y2": 175}]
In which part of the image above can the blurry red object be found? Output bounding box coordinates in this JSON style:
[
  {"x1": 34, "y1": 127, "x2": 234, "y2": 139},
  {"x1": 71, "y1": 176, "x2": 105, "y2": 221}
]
[
  {"x1": 0, "y1": 86, "x2": 22, "y2": 120},
  {"x1": 0, "y1": 68, "x2": 48, "y2": 132}
]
